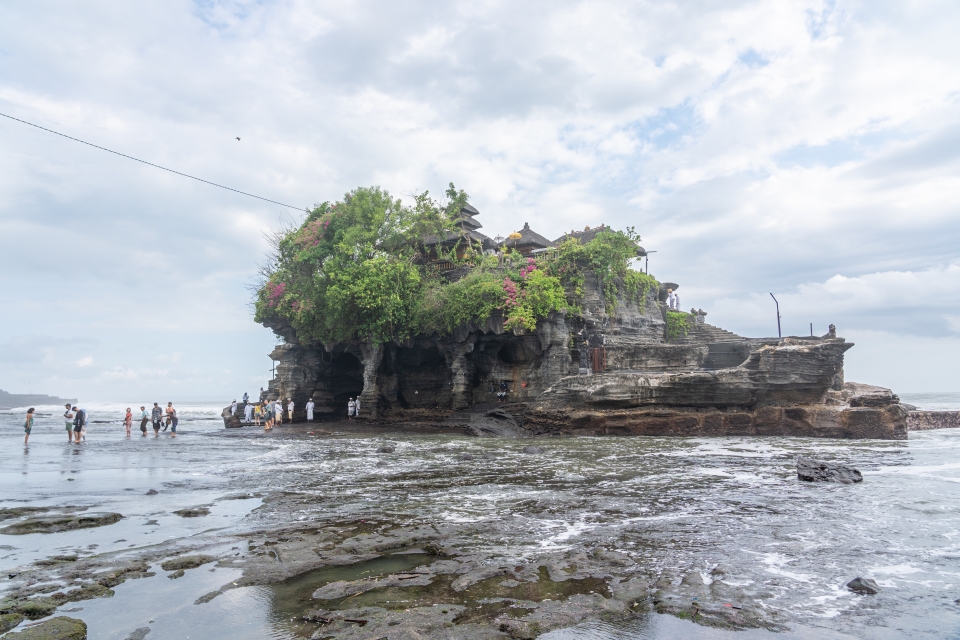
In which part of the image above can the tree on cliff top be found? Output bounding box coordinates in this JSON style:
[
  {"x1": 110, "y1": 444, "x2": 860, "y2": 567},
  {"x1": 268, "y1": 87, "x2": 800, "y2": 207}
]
[{"x1": 255, "y1": 185, "x2": 652, "y2": 345}]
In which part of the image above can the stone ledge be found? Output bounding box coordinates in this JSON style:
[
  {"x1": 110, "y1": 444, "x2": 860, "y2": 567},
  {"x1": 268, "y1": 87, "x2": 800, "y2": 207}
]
[
  {"x1": 525, "y1": 404, "x2": 907, "y2": 440},
  {"x1": 907, "y1": 411, "x2": 960, "y2": 431}
]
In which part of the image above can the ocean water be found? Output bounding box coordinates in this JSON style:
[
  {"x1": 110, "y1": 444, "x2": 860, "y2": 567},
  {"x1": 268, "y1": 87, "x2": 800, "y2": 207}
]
[
  {"x1": 899, "y1": 392, "x2": 960, "y2": 411},
  {"x1": 1, "y1": 399, "x2": 960, "y2": 638}
]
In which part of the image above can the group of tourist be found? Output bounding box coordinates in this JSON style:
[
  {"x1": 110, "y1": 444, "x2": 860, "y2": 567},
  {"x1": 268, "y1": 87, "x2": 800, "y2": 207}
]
[
  {"x1": 138, "y1": 402, "x2": 179, "y2": 437},
  {"x1": 239, "y1": 397, "x2": 289, "y2": 431},
  {"x1": 21, "y1": 402, "x2": 179, "y2": 444},
  {"x1": 228, "y1": 392, "x2": 362, "y2": 427}
]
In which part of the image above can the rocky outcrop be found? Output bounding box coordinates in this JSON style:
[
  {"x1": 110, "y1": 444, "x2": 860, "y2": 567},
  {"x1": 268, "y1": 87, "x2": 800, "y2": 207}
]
[
  {"x1": 908, "y1": 411, "x2": 960, "y2": 431},
  {"x1": 524, "y1": 402, "x2": 907, "y2": 440},
  {"x1": 846, "y1": 577, "x2": 881, "y2": 594},
  {"x1": 535, "y1": 340, "x2": 852, "y2": 411},
  {"x1": 797, "y1": 457, "x2": 864, "y2": 483},
  {"x1": 258, "y1": 267, "x2": 908, "y2": 439}
]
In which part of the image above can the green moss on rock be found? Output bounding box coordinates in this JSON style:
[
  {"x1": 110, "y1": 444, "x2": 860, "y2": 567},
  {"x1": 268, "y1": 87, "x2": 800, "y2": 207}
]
[
  {"x1": 8, "y1": 615, "x2": 87, "y2": 639},
  {"x1": 0, "y1": 612, "x2": 25, "y2": 634},
  {"x1": 160, "y1": 554, "x2": 217, "y2": 572}
]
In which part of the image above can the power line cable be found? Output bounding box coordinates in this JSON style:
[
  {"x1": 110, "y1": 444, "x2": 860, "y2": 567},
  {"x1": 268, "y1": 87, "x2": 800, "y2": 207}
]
[{"x1": 0, "y1": 110, "x2": 305, "y2": 211}]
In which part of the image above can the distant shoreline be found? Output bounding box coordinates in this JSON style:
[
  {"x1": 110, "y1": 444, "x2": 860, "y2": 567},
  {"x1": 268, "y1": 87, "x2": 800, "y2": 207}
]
[{"x1": 0, "y1": 389, "x2": 76, "y2": 409}]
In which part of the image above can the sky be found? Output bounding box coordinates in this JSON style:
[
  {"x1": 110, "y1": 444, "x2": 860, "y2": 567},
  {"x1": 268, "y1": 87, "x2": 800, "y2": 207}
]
[{"x1": 0, "y1": 0, "x2": 958, "y2": 401}]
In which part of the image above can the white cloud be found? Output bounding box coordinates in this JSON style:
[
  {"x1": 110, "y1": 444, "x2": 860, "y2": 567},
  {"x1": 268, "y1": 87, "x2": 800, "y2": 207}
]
[
  {"x1": 76, "y1": 356, "x2": 93, "y2": 367},
  {"x1": 0, "y1": 0, "x2": 958, "y2": 396}
]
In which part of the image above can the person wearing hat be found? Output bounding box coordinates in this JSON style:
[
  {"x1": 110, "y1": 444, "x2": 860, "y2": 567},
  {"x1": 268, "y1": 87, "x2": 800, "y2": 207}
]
[{"x1": 306, "y1": 398, "x2": 315, "y2": 422}]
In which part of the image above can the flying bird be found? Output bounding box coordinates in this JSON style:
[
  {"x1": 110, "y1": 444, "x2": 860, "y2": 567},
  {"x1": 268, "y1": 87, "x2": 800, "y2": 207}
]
[{"x1": 236, "y1": 137, "x2": 240, "y2": 141}]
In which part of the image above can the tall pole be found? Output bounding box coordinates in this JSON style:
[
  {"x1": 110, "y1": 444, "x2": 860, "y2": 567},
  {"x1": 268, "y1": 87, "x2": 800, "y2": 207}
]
[{"x1": 769, "y1": 293, "x2": 782, "y2": 338}]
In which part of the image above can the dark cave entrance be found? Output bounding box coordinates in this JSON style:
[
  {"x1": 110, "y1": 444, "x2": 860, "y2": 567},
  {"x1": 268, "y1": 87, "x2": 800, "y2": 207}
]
[
  {"x1": 391, "y1": 343, "x2": 451, "y2": 408},
  {"x1": 327, "y1": 352, "x2": 364, "y2": 416}
]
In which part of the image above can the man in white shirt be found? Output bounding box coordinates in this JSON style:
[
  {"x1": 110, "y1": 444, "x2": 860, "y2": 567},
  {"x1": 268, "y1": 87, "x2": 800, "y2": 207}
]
[
  {"x1": 306, "y1": 398, "x2": 315, "y2": 422},
  {"x1": 244, "y1": 402, "x2": 254, "y2": 423},
  {"x1": 287, "y1": 398, "x2": 294, "y2": 422},
  {"x1": 354, "y1": 397, "x2": 361, "y2": 416}
]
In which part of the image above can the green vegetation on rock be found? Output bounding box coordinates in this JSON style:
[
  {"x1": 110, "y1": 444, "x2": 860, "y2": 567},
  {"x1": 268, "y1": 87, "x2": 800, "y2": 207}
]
[
  {"x1": 0, "y1": 612, "x2": 24, "y2": 634},
  {"x1": 7, "y1": 615, "x2": 87, "y2": 640},
  {"x1": 666, "y1": 310, "x2": 694, "y2": 342},
  {"x1": 160, "y1": 554, "x2": 217, "y2": 572},
  {"x1": 256, "y1": 185, "x2": 656, "y2": 343}
]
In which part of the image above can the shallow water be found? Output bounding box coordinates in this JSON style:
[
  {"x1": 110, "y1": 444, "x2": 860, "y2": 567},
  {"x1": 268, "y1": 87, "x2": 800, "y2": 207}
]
[{"x1": 3, "y1": 399, "x2": 960, "y2": 638}]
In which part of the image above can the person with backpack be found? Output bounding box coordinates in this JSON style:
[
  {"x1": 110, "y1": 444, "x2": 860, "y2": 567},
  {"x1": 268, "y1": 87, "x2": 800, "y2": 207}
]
[{"x1": 73, "y1": 406, "x2": 86, "y2": 443}]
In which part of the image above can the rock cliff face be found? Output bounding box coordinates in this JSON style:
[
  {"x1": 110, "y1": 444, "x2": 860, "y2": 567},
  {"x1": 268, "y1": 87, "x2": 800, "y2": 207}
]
[{"x1": 263, "y1": 271, "x2": 907, "y2": 439}]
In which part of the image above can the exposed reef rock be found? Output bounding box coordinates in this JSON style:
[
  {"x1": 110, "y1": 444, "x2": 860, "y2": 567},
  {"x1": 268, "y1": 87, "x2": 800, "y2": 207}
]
[
  {"x1": 797, "y1": 457, "x2": 864, "y2": 483},
  {"x1": 262, "y1": 267, "x2": 908, "y2": 440},
  {"x1": 908, "y1": 411, "x2": 960, "y2": 431},
  {"x1": 10, "y1": 616, "x2": 87, "y2": 639},
  {"x1": 846, "y1": 577, "x2": 881, "y2": 595}
]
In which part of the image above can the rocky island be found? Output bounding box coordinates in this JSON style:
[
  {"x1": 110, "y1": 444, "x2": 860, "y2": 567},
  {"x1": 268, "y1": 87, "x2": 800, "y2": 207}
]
[{"x1": 255, "y1": 185, "x2": 907, "y2": 440}]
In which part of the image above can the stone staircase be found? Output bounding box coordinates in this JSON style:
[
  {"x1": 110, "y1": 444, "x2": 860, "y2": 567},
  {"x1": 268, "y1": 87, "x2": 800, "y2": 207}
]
[{"x1": 673, "y1": 322, "x2": 745, "y2": 345}]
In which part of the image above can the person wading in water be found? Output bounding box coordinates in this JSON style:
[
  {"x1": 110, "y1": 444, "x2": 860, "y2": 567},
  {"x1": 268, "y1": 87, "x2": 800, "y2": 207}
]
[
  {"x1": 124, "y1": 408, "x2": 132, "y2": 436},
  {"x1": 73, "y1": 406, "x2": 86, "y2": 443},
  {"x1": 139, "y1": 406, "x2": 148, "y2": 436},
  {"x1": 64, "y1": 404, "x2": 74, "y2": 442},
  {"x1": 24, "y1": 407, "x2": 34, "y2": 444},
  {"x1": 151, "y1": 403, "x2": 162, "y2": 437},
  {"x1": 167, "y1": 403, "x2": 178, "y2": 437}
]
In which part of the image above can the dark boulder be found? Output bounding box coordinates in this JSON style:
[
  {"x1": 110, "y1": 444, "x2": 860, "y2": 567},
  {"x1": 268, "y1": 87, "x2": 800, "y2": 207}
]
[
  {"x1": 222, "y1": 406, "x2": 242, "y2": 428},
  {"x1": 797, "y1": 457, "x2": 862, "y2": 484},
  {"x1": 522, "y1": 446, "x2": 544, "y2": 455},
  {"x1": 846, "y1": 577, "x2": 880, "y2": 594},
  {"x1": 377, "y1": 445, "x2": 396, "y2": 453},
  {"x1": 145, "y1": 489, "x2": 158, "y2": 495},
  {"x1": 465, "y1": 409, "x2": 527, "y2": 438}
]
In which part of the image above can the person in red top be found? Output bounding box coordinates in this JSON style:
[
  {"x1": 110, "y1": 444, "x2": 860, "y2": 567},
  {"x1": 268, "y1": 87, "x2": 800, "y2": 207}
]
[{"x1": 123, "y1": 408, "x2": 132, "y2": 436}]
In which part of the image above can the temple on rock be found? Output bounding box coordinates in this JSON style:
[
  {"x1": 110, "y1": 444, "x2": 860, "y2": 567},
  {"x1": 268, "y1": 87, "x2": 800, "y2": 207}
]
[
  {"x1": 256, "y1": 196, "x2": 908, "y2": 440},
  {"x1": 422, "y1": 203, "x2": 495, "y2": 261}
]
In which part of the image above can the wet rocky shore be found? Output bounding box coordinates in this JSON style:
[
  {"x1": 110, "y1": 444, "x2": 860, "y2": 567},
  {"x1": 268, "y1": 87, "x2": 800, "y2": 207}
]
[{"x1": 2, "y1": 408, "x2": 960, "y2": 639}]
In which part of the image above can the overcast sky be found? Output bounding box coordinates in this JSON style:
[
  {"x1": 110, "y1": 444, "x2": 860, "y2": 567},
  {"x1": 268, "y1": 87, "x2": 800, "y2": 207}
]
[{"x1": 1, "y1": 0, "x2": 958, "y2": 402}]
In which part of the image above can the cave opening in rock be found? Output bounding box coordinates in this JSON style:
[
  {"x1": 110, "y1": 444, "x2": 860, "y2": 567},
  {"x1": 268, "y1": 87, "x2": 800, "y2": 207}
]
[
  {"x1": 497, "y1": 341, "x2": 536, "y2": 365},
  {"x1": 327, "y1": 352, "x2": 363, "y2": 416},
  {"x1": 393, "y1": 343, "x2": 450, "y2": 408}
]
